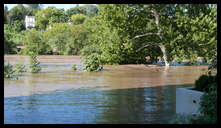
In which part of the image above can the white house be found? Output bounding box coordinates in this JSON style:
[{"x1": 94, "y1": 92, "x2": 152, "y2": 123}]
[{"x1": 25, "y1": 16, "x2": 35, "y2": 29}]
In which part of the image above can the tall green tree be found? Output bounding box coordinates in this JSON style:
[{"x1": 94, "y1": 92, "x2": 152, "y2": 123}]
[
  {"x1": 71, "y1": 14, "x2": 87, "y2": 24},
  {"x1": 98, "y1": 4, "x2": 216, "y2": 66},
  {"x1": 66, "y1": 6, "x2": 87, "y2": 17},
  {"x1": 7, "y1": 4, "x2": 28, "y2": 31},
  {"x1": 23, "y1": 29, "x2": 49, "y2": 55},
  {"x1": 66, "y1": 5, "x2": 99, "y2": 18},
  {"x1": 81, "y1": 15, "x2": 129, "y2": 65},
  {"x1": 82, "y1": 5, "x2": 99, "y2": 17},
  {"x1": 44, "y1": 23, "x2": 88, "y2": 55},
  {"x1": 35, "y1": 7, "x2": 68, "y2": 30},
  {"x1": 25, "y1": 4, "x2": 42, "y2": 15}
]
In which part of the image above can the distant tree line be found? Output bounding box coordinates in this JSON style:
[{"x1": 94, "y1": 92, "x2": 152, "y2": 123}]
[{"x1": 4, "y1": 4, "x2": 217, "y2": 70}]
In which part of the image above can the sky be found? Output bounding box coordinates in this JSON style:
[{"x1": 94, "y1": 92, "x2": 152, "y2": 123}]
[{"x1": 4, "y1": 4, "x2": 92, "y2": 11}]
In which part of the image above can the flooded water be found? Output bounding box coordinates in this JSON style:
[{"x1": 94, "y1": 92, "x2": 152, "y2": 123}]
[{"x1": 4, "y1": 55, "x2": 208, "y2": 124}]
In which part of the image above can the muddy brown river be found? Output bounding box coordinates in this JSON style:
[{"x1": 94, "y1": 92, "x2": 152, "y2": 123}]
[{"x1": 4, "y1": 55, "x2": 208, "y2": 124}]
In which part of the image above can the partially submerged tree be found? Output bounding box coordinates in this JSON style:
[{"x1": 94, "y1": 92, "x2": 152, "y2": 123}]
[{"x1": 99, "y1": 4, "x2": 217, "y2": 66}]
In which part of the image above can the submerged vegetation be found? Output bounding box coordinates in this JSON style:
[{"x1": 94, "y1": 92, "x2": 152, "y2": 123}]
[
  {"x1": 72, "y1": 64, "x2": 77, "y2": 71},
  {"x1": 83, "y1": 53, "x2": 101, "y2": 71},
  {"x1": 29, "y1": 52, "x2": 41, "y2": 73},
  {"x1": 4, "y1": 63, "x2": 27, "y2": 78},
  {"x1": 4, "y1": 63, "x2": 15, "y2": 78},
  {"x1": 15, "y1": 63, "x2": 27, "y2": 74}
]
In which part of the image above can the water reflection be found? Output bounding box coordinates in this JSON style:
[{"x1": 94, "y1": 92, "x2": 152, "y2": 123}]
[
  {"x1": 5, "y1": 85, "x2": 189, "y2": 124},
  {"x1": 95, "y1": 86, "x2": 178, "y2": 124}
]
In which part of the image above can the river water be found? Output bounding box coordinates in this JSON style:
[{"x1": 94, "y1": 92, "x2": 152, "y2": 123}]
[{"x1": 4, "y1": 55, "x2": 208, "y2": 124}]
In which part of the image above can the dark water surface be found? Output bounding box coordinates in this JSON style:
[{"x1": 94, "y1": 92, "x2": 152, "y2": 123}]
[
  {"x1": 5, "y1": 85, "x2": 190, "y2": 124},
  {"x1": 4, "y1": 55, "x2": 208, "y2": 124}
]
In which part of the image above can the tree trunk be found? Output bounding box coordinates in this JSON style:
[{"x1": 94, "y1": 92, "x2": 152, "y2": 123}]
[{"x1": 159, "y1": 44, "x2": 170, "y2": 67}]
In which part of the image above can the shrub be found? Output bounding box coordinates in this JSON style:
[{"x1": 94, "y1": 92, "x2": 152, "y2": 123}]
[
  {"x1": 15, "y1": 63, "x2": 26, "y2": 73},
  {"x1": 23, "y1": 29, "x2": 48, "y2": 55},
  {"x1": 199, "y1": 86, "x2": 217, "y2": 122},
  {"x1": 83, "y1": 53, "x2": 101, "y2": 71},
  {"x1": 72, "y1": 64, "x2": 77, "y2": 71},
  {"x1": 71, "y1": 14, "x2": 87, "y2": 25},
  {"x1": 4, "y1": 63, "x2": 15, "y2": 78},
  {"x1": 194, "y1": 74, "x2": 216, "y2": 93},
  {"x1": 29, "y1": 52, "x2": 41, "y2": 73},
  {"x1": 188, "y1": 87, "x2": 217, "y2": 124}
]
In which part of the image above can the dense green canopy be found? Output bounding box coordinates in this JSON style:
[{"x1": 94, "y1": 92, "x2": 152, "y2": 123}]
[{"x1": 4, "y1": 4, "x2": 217, "y2": 70}]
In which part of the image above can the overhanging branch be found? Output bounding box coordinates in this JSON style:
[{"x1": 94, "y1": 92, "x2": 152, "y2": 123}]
[
  {"x1": 136, "y1": 43, "x2": 157, "y2": 52},
  {"x1": 133, "y1": 32, "x2": 160, "y2": 39}
]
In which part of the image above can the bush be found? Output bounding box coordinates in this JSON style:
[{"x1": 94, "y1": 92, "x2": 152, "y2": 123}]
[
  {"x1": 4, "y1": 63, "x2": 15, "y2": 78},
  {"x1": 29, "y1": 52, "x2": 41, "y2": 73},
  {"x1": 83, "y1": 53, "x2": 101, "y2": 71},
  {"x1": 23, "y1": 29, "x2": 48, "y2": 55},
  {"x1": 191, "y1": 68, "x2": 217, "y2": 124},
  {"x1": 71, "y1": 14, "x2": 87, "y2": 25},
  {"x1": 194, "y1": 74, "x2": 216, "y2": 93},
  {"x1": 15, "y1": 63, "x2": 26, "y2": 73},
  {"x1": 72, "y1": 64, "x2": 77, "y2": 71},
  {"x1": 188, "y1": 87, "x2": 217, "y2": 124},
  {"x1": 199, "y1": 86, "x2": 217, "y2": 122}
]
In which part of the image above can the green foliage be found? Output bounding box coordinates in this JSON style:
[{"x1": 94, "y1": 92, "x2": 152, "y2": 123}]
[
  {"x1": 199, "y1": 86, "x2": 217, "y2": 123},
  {"x1": 71, "y1": 14, "x2": 87, "y2": 25},
  {"x1": 4, "y1": 62, "x2": 27, "y2": 78},
  {"x1": 94, "y1": 4, "x2": 217, "y2": 65},
  {"x1": 81, "y1": 15, "x2": 137, "y2": 65},
  {"x1": 23, "y1": 29, "x2": 49, "y2": 55},
  {"x1": 44, "y1": 23, "x2": 88, "y2": 55},
  {"x1": 4, "y1": 4, "x2": 216, "y2": 68},
  {"x1": 66, "y1": 5, "x2": 98, "y2": 17},
  {"x1": 15, "y1": 63, "x2": 27, "y2": 74},
  {"x1": 83, "y1": 5, "x2": 99, "y2": 17},
  {"x1": 25, "y1": 4, "x2": 42, "y2": 15},
  {"x1": 29, "y1": 52, "x2": 41, "y2": 73},
  {"x1": 172, "y1": 5, "x2": 217, "y2": 63},
  {"x1": 171, "y1": 83, "x2": 217, "y2": 124},
  {"x1": 4, "y1": 24, "x2": 17, "y2": 54},
  {"x1": 72, "y1": 64, "x2": 77, "y2": 71},
  {"x1": 4, "y1": 21, "x2": 26, "y2": 54},
  {"x1": 4, "y1": 63, "x2": 15, "y2": 78},
  {"x1": 194, "y1": 74, "x2": 216, "y2": 92},
  {"x1": 7, "y1": 4, "x2": 27, "y2": 28},
  {"x1": 66, "y1": 6, "x2": 87, "y2": 17},
  {"x1": 191, "y1": 65, "x2": 217, "y2": 124},
  {"x1": 35, "y1": 7, "x2": 68, "y2": 30},
  {"x1": 83, "y1": 53, "x2": 101, "y2": 71},
  {"x1": 187, "y1": 84, "x2": 217, "y2": 124}
]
